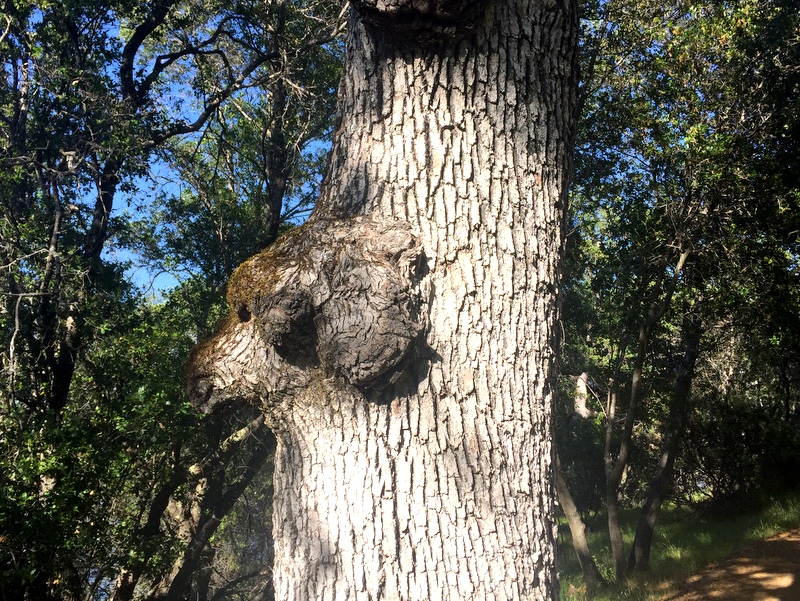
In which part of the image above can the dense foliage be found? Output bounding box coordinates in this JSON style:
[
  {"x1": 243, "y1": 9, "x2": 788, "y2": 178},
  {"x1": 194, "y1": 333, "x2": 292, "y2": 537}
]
[
  {"x1": 0, "y1": 0, "x2": 342, "y2": 599},
  {"x1": 557, "y1": 0, "x2": 800, "y2": 585}
]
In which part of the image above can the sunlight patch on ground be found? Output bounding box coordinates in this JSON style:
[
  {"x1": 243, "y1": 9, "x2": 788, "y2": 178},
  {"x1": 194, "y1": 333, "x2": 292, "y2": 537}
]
[{"x1": 666, "y1": 529, "x2": 800, "y2": 601}]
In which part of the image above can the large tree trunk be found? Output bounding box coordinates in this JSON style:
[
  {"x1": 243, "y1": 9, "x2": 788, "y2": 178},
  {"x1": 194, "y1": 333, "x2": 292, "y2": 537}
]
[{"x1": 188, "y1": 0, "x2": 578, "y2": 598}]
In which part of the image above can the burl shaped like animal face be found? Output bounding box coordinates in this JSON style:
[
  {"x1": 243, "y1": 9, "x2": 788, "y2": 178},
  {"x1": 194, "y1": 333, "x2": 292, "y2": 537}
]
[{"x1": 187, "y1": 217, "x2": 427, "y2": 415}]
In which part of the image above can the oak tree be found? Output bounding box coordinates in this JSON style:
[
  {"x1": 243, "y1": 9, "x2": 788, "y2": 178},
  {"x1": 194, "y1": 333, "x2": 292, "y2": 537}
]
[{"x1": 188, "y1": 0, "x2": 580, "y2": 598}]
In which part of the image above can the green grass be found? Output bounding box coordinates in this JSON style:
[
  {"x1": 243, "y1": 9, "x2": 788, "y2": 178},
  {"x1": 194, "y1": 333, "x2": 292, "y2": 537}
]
[{"x1": 557, "y1": 490, "x2": 800, "y2": 600}]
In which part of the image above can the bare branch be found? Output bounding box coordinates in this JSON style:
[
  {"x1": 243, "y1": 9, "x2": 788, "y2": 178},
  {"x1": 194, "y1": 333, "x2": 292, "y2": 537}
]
[
  {"x1": 140, "y1": 16, "x2": 240, "y2": 95},
  {"x1": 0, "y1": 14, "x2": 12, "y2": 47},
  {"x1": 150, "y1": 14, "x2": 345, "y2": 146},
  {"x1": 120, "y1": 0, "x2": 178, "y2": 103}
]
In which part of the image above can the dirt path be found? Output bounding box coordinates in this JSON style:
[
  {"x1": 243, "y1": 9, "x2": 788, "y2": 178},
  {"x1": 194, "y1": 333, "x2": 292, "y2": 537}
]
[{"x1": 664, "y1": 528, "x2": 800, "y2": 601}]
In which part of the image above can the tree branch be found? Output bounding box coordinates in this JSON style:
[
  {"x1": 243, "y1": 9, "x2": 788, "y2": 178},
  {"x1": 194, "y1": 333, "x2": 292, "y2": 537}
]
[{"x1": 120, "y1": 0, "x2": 178, "y2": 103}]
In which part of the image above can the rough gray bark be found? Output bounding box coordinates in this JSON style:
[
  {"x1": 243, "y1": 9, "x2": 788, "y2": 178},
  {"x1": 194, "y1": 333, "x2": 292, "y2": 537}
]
[{"x1": 188, "y1": 0, "x2": 578, "y2": 598}]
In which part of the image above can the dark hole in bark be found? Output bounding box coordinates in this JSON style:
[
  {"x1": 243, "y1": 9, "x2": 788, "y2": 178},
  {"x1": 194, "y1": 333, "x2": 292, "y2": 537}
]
[
  {"x1": 352, "y1": 0, "x2": 491, "y2": 42},
  {"x1": 237, "y1": 305, "x2": 252, "y2": 323},
  {"x1": 411, "y1": 252, "x2": 429, "y2": 280}
]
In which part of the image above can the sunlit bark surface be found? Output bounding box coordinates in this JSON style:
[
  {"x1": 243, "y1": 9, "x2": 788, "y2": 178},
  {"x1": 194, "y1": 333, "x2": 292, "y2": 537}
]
[{"x1": 188, "y1": 0, "x2": 578, "y2": 598}]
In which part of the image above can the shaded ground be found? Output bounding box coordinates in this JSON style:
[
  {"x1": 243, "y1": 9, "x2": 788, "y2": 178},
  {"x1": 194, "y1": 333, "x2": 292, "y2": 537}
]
[{"x1": 664, "y1": 528, "x2": 800, "y2": 601}]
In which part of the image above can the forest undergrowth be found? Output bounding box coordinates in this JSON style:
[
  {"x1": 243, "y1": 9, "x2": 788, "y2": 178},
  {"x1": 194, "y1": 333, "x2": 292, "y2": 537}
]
[{"x1": 558, "y1": 489, "x2": 800, "y2": 600}]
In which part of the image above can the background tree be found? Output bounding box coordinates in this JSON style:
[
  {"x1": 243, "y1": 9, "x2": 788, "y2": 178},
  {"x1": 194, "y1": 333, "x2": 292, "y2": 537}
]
[
  {"x1": 0, "y1": 0, "x2": 343, "y2": 598},
  {"x1": 557, "y1": 0, "x2": 800, "y2": 585}
]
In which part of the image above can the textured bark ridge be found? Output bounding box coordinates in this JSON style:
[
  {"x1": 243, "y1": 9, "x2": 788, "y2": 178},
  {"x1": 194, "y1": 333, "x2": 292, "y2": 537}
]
[{"x1": 188, "y1": 216, "x2": 427, "y2": 414}]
